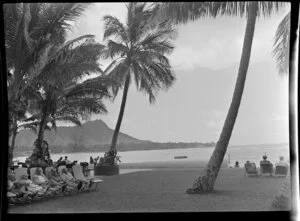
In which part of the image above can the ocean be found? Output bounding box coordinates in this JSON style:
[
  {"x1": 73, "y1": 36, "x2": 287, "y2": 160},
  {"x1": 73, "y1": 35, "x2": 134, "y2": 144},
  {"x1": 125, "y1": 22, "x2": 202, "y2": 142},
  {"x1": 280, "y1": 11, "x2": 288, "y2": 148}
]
[{"x1": 14, "y1": 144, "x2": 290, "y2": 168}]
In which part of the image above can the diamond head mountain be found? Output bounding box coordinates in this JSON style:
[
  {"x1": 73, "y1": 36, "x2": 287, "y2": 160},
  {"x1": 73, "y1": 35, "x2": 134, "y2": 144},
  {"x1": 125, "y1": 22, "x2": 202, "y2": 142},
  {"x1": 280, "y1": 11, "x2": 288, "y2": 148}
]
[{"x1": 13, "y1": 119, "x2": 215, "y2": 155}]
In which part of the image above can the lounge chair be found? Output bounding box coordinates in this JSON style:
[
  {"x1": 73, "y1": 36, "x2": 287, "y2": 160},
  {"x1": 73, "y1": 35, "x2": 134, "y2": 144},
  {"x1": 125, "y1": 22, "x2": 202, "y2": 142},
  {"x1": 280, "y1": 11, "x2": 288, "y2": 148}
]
[
  {"x1": 72, "y1": 165, "x2": 103, "y2": 191},
  {"x1": 45, "y1": 166, "x2": 76, "y2": 195},
  {"x1": 275, "y1": 164, "x2": 289, "y2": 177},
  {"x1": 58, "y1": 165, "x2": 67, "y2": 176},
  {"x1": 244, "y1": 162, "x2": 258, "y2": 177},
  {"x1": 58, "y1": 165, "x2": 83, "y2": 193},
  {"x1": 12, "y1": 168, "x2": 43, "y2": 202},
  {"x1": 260, "y1": 161, "x2": 274, "y2": 176}
]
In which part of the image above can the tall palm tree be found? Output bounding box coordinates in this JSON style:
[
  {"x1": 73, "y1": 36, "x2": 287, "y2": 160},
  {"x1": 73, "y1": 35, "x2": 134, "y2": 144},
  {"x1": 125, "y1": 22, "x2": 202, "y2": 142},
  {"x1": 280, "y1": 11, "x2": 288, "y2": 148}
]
[
  {"x1": 154, "y1": 2, "x2": 285, "y2": 193},
  {"x1": 102, "y1": 2, "x2": 176, "y2": 159},
  {"x1": 4, "y1": 3, "x2": 92, "y2": 157}
]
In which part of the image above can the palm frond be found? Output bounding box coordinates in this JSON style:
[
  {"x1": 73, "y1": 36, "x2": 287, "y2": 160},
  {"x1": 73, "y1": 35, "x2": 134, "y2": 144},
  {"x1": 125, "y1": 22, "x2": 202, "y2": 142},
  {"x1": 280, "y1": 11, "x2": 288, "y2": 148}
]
[
  {"x1": 18, "y1": 121, "x2": 39, "y2": 134},
  {"x1": 152, "y1": 2, "x2": 287, "y2": 25},
  {"x1": 53, "y1": 116, "x2": 82, "y2": 127},
  {"x1": 273, "y1": 11, "x2": 290, "y2": 76},
  {"x1": 39, "y1": 41, "x2": 104, "y2": 84},
  {"x1": 105, "y1": 59, "x2": 129, "y2": 84},
  {"x1": 106, "y1": 40, "x2": 128, "y2": 59},
  {"x1": 103, "y1": 15, "x2": 128, "y2": 42}
]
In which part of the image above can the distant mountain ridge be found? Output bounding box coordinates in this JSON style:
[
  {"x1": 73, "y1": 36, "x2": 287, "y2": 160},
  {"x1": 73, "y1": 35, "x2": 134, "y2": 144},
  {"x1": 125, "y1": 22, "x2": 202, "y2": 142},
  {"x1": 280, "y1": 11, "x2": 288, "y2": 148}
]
[{"x1": 14, "y1": 119, "x2": 145, "y2": 148}]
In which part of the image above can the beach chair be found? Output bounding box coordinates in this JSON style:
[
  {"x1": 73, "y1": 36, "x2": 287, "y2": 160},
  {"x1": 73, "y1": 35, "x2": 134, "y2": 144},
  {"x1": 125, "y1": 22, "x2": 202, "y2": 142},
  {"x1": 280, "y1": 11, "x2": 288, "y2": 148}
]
[
  {"x1": 13, "y1": 168, "x2": 43, "y2": 202},
  {"x1": 72, "y1": 165, "x2": 103, "y2": 191},
  {"x1": 260, "y1": 161, "x2": 274, "y2": 176},
  {"x1": 45, "y1": 166, "x2": 75, "y2": 195},
  {"x1": 58, "y1": 165, "x2": 82, "y2": 194},
  {"x1": 275, "y1": 164, "x2": 289, "y2": 177},
  {"x1": 58, "y1": 165, "x2": 67, "y2": 176},
  {"x1": 244, "y1": 162, "x2": 258, "y2": 177},
  {"x1": 14, "y1": 168, "x2": 29, "y2": 182}
]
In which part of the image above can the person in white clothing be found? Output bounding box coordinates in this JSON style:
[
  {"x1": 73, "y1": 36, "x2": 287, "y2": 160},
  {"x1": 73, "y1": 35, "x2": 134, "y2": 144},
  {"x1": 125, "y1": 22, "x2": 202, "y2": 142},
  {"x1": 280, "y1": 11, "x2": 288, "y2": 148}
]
[{"x1": 275, "y1": 156, "x2": 288, "y2": 167}]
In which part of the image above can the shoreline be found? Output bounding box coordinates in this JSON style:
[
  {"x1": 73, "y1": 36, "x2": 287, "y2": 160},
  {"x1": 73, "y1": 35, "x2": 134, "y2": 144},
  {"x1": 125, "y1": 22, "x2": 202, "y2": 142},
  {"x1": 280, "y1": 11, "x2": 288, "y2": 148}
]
[
  {"x1": 119, "y1": 159, "x2": 228, "y2": 169},
  {"x1": 12, "y1": 143, "x2": 289, "y2": 159}
]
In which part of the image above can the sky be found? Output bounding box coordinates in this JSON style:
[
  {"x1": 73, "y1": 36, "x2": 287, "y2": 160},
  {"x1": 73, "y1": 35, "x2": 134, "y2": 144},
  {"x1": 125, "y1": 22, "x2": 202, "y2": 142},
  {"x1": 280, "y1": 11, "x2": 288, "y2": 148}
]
[{"x1": 65, "y1": 3, "x2": 291, "y2": 145}]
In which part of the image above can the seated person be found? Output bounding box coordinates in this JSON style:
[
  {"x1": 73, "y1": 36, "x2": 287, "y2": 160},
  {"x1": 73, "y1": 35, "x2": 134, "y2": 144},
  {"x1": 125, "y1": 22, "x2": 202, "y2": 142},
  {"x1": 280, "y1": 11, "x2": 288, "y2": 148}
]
[
  {"x1": 60, "y1": 168, "x2": 83, "y2": 190},
  {"x1": 31, "y1": 168, "x2": 61, "y2": 192},
  {"x1": 19, "y1": 174, "x2": 49, "y2": 196},
  {"x1": 46, "y1": 168, "x2": 72, "y2": 191},
  {"x1": 64, "y1": 156, "x2": 71, "y2": 165},
  {"x1": 245, "y1": 161, "x2": 257, "y2": 173},
  {"x1": 275, "y1": 156, "x2": 288, "y2": 167},
  {"x1": 234, "y1": 161, "x2": 240, "y2": 168},
  {"x1": 260, "y1": 154, "x2": 273, "y2": 165},
  {"x1": 31, "y1": 168, "x2": 49, "y2": 186},
  {"x1": 7, "y1": 174, "x2": 27, "y2": 197}
]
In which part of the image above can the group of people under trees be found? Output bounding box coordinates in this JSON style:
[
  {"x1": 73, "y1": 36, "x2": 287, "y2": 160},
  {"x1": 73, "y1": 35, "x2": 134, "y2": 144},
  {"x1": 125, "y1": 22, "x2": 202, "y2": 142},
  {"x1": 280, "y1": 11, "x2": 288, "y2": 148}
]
[
  {"x1": 90, "y1": 149, "x2": 121, "y2": 166},
  {"x1": 8, "y1": 137, "x2": 97, "y2": 200},
  {"x1": 8, "y1": 165, "x2": 92, "y2": 200}
]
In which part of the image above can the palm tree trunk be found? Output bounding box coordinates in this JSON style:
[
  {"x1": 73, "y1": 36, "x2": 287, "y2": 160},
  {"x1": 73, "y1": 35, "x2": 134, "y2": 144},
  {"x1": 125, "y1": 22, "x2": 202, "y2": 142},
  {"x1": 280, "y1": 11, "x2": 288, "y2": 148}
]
[
  {"x1": 110, "y1": 74, "x2": 131, "y2": 151},
  {"x1": 186, "y1": 3, "x2": 258, "y2": 194},
  {"x1": 37, "y1": 112, "x2": 48, "y2": 151},
  {"x1": 9, "y1": 129, "x2": 18, "y2": 166}
]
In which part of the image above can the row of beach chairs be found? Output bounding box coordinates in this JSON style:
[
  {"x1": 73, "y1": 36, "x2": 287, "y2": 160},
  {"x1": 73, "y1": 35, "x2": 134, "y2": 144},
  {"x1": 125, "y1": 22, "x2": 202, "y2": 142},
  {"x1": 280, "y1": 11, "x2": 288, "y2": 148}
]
[
  {"x1": 7, "y1": 164, "x2": 103, "y2": 205},
  {"x1": 244, "y1": 161, "x2": 289, "y2": 177}
]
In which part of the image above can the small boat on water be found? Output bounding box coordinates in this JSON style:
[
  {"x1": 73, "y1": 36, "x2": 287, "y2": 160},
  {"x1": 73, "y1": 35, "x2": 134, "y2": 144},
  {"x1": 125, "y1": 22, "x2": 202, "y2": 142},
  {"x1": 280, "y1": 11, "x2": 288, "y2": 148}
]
[{"x1": 174, "y1": 156, "x2": 188, "y2": 159}]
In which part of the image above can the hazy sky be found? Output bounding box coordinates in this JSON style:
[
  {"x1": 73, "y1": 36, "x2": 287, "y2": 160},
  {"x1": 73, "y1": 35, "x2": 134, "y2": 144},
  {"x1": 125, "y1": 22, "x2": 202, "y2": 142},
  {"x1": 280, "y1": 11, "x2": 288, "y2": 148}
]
[{"x1": 66, "y1": 3, "x2": 290, "y2": 145}]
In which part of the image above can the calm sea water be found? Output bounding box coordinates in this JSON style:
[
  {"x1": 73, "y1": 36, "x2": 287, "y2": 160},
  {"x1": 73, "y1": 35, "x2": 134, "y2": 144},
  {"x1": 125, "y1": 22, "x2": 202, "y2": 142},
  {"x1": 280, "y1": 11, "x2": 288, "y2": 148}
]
[{"x1": 14, "y1": 144, "x2": 290, "y2": 168}]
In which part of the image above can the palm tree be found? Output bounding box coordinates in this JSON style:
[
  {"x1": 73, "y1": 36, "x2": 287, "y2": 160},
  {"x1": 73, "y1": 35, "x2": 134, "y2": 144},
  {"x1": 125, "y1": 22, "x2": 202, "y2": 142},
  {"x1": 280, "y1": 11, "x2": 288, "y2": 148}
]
[
  {"x1": 24, "y1": 37, "x2": 112, "y2": 168},
  {"x1": 102, "y1": 2, "x2": 176, "y2": 160},
  {"x1": 153, "y1": 2, "x2": 285, "y2": 193},
  {"x1": 4, "y1": 3, "x2": 92, "y2": 158}
]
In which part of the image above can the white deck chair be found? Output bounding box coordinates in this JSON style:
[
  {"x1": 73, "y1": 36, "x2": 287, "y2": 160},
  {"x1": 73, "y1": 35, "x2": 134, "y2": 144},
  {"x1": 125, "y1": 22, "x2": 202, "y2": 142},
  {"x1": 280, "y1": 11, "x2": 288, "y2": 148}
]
[
  {"x1": 72, "y1": 165, "x2": 103, "y2": 190},
  {"x1": 57, "y1": 165, "x2": 68, "y2": 176},
  {"x1": 14, "y1": 168, "x2": 28, "y2": 182}
]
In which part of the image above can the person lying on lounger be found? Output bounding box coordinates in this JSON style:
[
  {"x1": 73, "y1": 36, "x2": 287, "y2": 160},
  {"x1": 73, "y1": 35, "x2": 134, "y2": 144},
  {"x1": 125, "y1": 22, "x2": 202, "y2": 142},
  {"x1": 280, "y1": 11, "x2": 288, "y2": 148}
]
[
  {"x1": 7, "y1": 174, "x2": 30, "y2": 198},
  {"x1": 60, "y1": 168, "x2": 83, "y2": 190},
  {"x1": 46, "y1": 168, "x2": 72, "y2": 191},
  {"x1": 31, "y1": 168, "x2": 49, "y2": 185},
  {"x1": 31, "y1": 168, "x2": 61, "y2": 192},
  {"x1": 19, "y1": 174, "x2": 50, "y2": 195}
]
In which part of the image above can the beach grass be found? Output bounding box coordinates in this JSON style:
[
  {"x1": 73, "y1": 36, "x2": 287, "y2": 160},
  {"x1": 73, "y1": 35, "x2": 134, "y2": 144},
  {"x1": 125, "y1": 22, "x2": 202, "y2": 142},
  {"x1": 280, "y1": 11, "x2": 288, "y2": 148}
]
[{"x1": 7, "y1": 167, "x2": 290, "y2": 213}]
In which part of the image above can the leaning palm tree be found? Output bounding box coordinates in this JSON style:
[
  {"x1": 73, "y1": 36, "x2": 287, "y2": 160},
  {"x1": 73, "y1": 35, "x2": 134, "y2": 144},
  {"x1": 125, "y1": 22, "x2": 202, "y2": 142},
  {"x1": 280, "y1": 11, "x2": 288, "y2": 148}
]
[
  {"x1": 102, "y1": 2, "x2": 176, "y2": 159},
  {"x1": 154, "y1": 2, "x2": 285, "y2": 194}
]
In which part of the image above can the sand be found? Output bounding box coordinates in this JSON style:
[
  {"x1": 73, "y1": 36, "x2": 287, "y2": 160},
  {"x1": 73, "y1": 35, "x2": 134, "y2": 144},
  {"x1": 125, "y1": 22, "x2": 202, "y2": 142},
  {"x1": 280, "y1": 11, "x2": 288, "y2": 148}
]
[{"x1": 7, "y1": 164, "x2": 291, "y2": 213}]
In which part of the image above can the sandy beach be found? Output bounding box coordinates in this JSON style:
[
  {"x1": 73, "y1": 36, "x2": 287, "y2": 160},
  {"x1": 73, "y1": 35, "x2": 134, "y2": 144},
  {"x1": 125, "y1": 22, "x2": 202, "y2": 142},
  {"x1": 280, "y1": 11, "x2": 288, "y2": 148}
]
[{"x1": 7, "y1": 160, "x2": 291, "y2": 213}]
